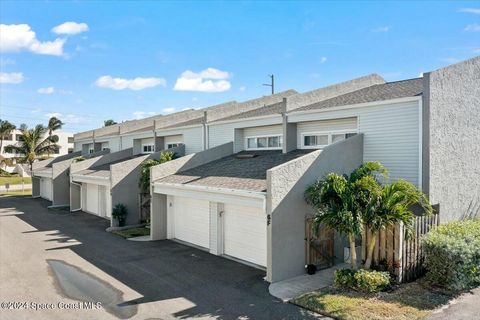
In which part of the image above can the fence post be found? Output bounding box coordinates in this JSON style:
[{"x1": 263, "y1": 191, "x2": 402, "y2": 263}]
[{"x1": 394, "y1": 222, "x2": 404, "y2": 283}]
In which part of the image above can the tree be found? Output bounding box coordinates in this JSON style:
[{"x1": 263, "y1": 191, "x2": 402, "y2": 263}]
[
  {"x1": 362, "y1": 179, "x2": 432, "y2": 269},
  {"x1": 305, "y1": 162, "x2": 388, "y2": 270},
  {"x1": 104, "y1": 119, "x2": 117, "y2": 127},
  {"x1": 138, "y1": 151, "x2": 175, "y2": 193},
  {"x1": 0, "y1": 119, "x2": 16, "y2": 154},
  {"x1": 4, "y1": 124, "x2": 59, "y2": 171},
  {"x1": 306, "y1": 173, "x2": 363, "y2": 269},
  {"x1": 47, "y1": 117, "x2": 64, "y2": 156}
]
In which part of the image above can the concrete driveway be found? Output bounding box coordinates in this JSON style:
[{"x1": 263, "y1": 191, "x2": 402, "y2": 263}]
[{"x1": 0, "y1": 196, "x2": 322, "y2": 320}]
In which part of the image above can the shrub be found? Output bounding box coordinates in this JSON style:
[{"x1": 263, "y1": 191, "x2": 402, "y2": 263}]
[
  {"x1": 73, "y1": 156, "x2": 85, "y2": 163},
  {"x1": 422, "y1": 219, "x2": 480, "y2": 291},
  {"x1": 354, "y1": 269, "x2": 391, "y2": 293},
  {"x1": 334, "y1": 268, "x2": 390, "y2": 293},
  {"x1": 112, "y1": 204, "x2": 128, "y2": 227}
]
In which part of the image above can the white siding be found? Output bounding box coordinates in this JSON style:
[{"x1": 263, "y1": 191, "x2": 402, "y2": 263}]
[
  {"x1": 208, "y1": 117, "x2": 282, "y2": 149},
  {"x1": 289, "y1": 100, "x2": 421, "y2": 186},
  {"x1": 157, "y1": 126, "x2": 203, "y2": 155},
  {"x1": 244, "y1": 124, "x2": 283, "y2": 138},
  {"x1": 122, "y1": 131, "x2": 154, "y2": 150},
  {"x1": 164, "y1": 135, "x2": 183, "y2": 147},
  {"x1": 297, "y1": 117, "x2": 358, "y2": 148}
]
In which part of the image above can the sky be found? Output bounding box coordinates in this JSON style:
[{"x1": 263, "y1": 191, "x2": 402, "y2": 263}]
[{"x1": 0, "y1": 1, "x2": 479, "y2": 133}]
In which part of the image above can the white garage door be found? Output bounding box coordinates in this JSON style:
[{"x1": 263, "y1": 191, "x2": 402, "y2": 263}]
[
  {"x1": 171, "y1": 196, "x2": 210, "y2": 249},
  {"x1": 85, "y1": 183, "x2": 99, "y2": 215},
  {"x1": 223, "y1": 204, "x2": 267, "y2": 267},
  {"x1": 40, "y1": 178, "x2": 53, "y2": 201}
]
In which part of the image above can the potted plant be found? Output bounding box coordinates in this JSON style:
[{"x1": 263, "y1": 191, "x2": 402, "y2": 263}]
[{"x1": 112, "y1": 204, "x2": 127, "y2": 227}]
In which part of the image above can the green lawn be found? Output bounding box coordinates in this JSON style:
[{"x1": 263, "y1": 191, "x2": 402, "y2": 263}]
[
  {"x1": 112, "y1": 227, "x2": 150, "y2": 238},
  {"x1": 0, "y1": 176, "x2": 32, "y2": 186},
  {"x1": 292, "y1": 281, "x2": 455, "y2": 320},
  {"x1": 0, "y1": 189, "x2": 32, "y2": 197}
]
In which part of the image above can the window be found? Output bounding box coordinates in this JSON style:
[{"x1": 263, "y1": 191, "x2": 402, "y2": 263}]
[
  {"x1": 1, "y1": 134, "x2": 13, "y2": 141},
  {"x1": 102, "y1": 147, "x2": 109, "y2": 151},
  {"x1": 68, "y1": 148, "x2": 74, "y2": 154},
  {"x1": 142, "y1": 144, "x2": 154, "y2": 153},
  {"x1": 302, "y1": 131, "x2": 357, "y2": 149},
  {"x1": 167, "y1": 143, "x2": 180, "y2": 149},
  {"x1": 68, "y1": 137, "x2": 74, "y2": 143},
  {"x1": 88, "y1": 149, "x2": 94, "y2": 154},
  {"x1": 245, "y1": 135, "x2": 283, "y2": 150},
  {"x1": 15, "y1": 135, "x2": 23, "y2": 141}
]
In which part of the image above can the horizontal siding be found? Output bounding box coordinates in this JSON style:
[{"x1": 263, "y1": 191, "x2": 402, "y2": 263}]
[
  {"x1": 289, "y1": 100, "x2": 420, "y2": 186},
  {"x1": 164, "y1": 135, "x2": 183, "y2": 145},
  {"x1": 297, "y1": 117, "x2": 358, "y2": 147},
  {"x1": 121, "y1": 132, "x2": 154, "y2": 150},
  {"x1": 244, "y1": 124, "x2": 283, "y2": 137},
  {"x1": 182, "y1": 127, "x2": 203, "y2": 154}
]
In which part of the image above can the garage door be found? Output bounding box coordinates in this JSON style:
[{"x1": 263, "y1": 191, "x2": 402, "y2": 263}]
[
  {"x1": 40, "y1": 178, "x2": 53, "y2": 201},
  {"x1": 172, "y1": 196, "x2": 210, "y2": 249},
  {"x1": 84, "y1": 183, "x2": 99, "y2": 215},
  {"x1": 223, "y1": 204, "x2": 267, "y2": 267}
]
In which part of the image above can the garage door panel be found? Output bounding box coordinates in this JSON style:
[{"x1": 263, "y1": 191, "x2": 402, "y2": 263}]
[
  {"x1": 85, "y1": 183, "x2": 99, "y2": 215},
  {"x1": 224, "y1": 204, "x2": 266, "y2": 267},
  {"x1": 173, "y1": 196, "x2": 210, "y2": 249},
  {"x1": 40, "y1": 178, "x2": 53, "y2": 201}
]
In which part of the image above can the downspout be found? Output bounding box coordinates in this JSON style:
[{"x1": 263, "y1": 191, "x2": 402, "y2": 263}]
[
  {"x1": 203, "y1": 111, "x2": 208, "y2": 151},
  {"x1": 281, "y1": 97, "x2": 288, "y2": 154}
]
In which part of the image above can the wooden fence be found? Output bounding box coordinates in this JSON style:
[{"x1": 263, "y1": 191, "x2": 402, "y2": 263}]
[
  {"x1": 362, "y1": 206, "x2": 440, "y2": 283},
  {"x1": 305, "y1": 218, "x2": 335, "y2": 270}
]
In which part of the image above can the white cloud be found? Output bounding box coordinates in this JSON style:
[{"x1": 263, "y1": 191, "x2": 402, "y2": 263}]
[
  {"x1": 0, "y1": 24, "x2": 65, "y2": 56},
  {"x1": 174, "y1": 68, "x2": 231, "y2": 93},
  {"x1": 132, "y1": 111, "x2": 156, "y2": 119},
  {"x1": 371, "y1": 26, "x2": 390, "y2": 32},
  {"x1": 0, "y1": 72, "x2": 24, "y2": 84},
  {"x1": 465, "y1": 23, "x2": 480, "y2": 32},
  {"x1": 239, "y1": 86, "x2": 246, "y2": 92},
  {"x1": 52, "y1": 22, "x2": 89, "y2": 35},
  {"x1": 45, "y1": 112, "x2": 84, "y2": 124},
  {"x1": 192, "y1": 97, "x2": 198, "y2": 101},
  {"x1": 162, "y1": 107, "x2": 176, "y2": 114},
  {"x1": 94, "y1": 75, "x2": 167, "y2": 90},
  {"x1": 320, "y1": 56, "x2": 327, "y2": 63},
  {"x1": 459, "y1": 8, "x2": 480, "y2": 14},
  {"x1": 37, "y1": 86, "x2": 55, "y2": 94}
]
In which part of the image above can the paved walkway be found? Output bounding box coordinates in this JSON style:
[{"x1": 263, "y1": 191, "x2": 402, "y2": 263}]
[
  {"x1": 0, "y1": 184, "x2": 32, "y2": 191},
  {"x1": 427, "y1": 286, "x2": 480, "y2": 320},
  {"x1": 269, "y1": 263, "x2": 348, "y2": 301}
]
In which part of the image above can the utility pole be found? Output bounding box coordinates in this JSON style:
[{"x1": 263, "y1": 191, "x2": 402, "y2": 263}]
[{"x1": 263, "y1": 74, "x2": 274, "y2": 95}]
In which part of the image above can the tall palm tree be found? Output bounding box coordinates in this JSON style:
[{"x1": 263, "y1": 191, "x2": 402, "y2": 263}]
[
  {"x1": 0, "y1": 119, "x2": 16, "y2": 155},
  {"x1": 362, "y1": 179, "x2": 432, "y2": 269},
  {"x1": 4, "y1": 124, "x2": 59, "y2": 171},
  {"x1": 47, "y1": 117, "x2": 64, "y2": 156}
]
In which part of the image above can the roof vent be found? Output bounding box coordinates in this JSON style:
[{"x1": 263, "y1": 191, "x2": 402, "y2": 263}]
[{"x1": 235, "y1": 153, "x2": 257, "y2": 159}]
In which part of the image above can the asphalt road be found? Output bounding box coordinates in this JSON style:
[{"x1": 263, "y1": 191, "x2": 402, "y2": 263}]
[{"x1": 0, "y1": 196, "x2": 322, "y2": 320}]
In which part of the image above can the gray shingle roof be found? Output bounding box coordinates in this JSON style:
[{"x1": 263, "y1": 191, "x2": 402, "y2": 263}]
[
  {"x1": 155, "y1": 149, "x2": 313, "y2": 192},
  {"x1": 211, "y1": 101, "x2": 284, "y2": 123},
  {"x1": 160, "y1": 117, "x2": 204, "y2": 129},
  {"x1": 293, "y1": 78, "x2": 423, "y2": 112},
  {"x1": 74, "y1": 154, "x2": 145, "y2": 178},
  {"x1": 123, "y1": 125, "x2": 154, "y2": 134}
]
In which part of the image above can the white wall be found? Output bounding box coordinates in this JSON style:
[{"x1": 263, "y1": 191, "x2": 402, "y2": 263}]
[
  {"x1": 297, "y1": 117, "x2": 358, "y2": 147},
  {"x1": 156, "y1": 126, "x2": 203, "y2": 155},
  {"x1": 1, "y1": 129, "x2": 73, "y2": 158},
  {"x1": 289, "y1": 99, "x2": 421, "y2": 186}
]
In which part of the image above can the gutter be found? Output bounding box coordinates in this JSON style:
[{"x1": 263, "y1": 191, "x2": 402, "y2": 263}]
[{"x1": 70, "y1": 181, "x2": 83, "y2": 212}]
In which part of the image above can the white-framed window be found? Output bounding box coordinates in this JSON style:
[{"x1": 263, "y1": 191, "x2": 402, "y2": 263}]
[
  {"x1": 301, "y1": 131, "x2": 358, "y2": 149},
  {"x1": 142, "y1": 144, "x2": 155, "y2": 154},
  {"x1": 166, "y1": 143, "x2": 180, "y2": 149},
  {"x1": 88, "y1": 148, "x2": 94, "y2": 154},
  {"x1": 245, "y1": 135, "x2": 283, "y2": 150}
]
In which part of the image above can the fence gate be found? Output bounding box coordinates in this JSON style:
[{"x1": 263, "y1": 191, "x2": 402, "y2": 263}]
[
  {"x1": 139, "y1": 193, "x2": 151, "y2": 223},
  {"x1": 305, "y1": 218, "x2": 335, "y2": 270}
]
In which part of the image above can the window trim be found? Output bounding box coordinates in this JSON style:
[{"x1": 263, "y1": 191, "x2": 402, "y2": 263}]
[
  {"x1": 244, "y1": 134, "x2": 283, "y2": 151},
  {"x1": 300, "y1": 129, "x2": 358, "y2": 149},
  {"x1": 142, "y1": 144, "x2": 155, "y2": 154},
  {"x1": 166, "y1": 142, "x2": 182, "y2": 150}
]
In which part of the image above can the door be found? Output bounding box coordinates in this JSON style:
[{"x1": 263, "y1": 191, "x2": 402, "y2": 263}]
[
  {"x1": 223, "y1": 204, "x2": 267, "y2": 267},
  {"x1": 40, "y1": 178, "x2": 53, "y2": 201},
  {"x1": 172, "y1": 196, "x2": 210, "y2": 249},
  {"x1": 85, "y1": 183, "x2": 99, "y2": 215},
  {"x1": 98, "y1": 186, "x2": 107, "y2": 217}
]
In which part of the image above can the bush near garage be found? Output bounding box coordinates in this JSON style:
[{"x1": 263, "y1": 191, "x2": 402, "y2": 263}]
[
  {"x1": 422, "y1": 218, "x2": 480, "y2": 291},
  {"x1": 334, "y1": 268, "x2": 391, "y2": 293}
]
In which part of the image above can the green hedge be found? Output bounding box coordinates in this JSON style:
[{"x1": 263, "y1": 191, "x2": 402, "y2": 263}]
[
  {"x1": 334, "y1": 268, "x2": 390, "y2": 293},
  {"x1": 422, "y1": 219, "x2": 480, "y2": 291}
]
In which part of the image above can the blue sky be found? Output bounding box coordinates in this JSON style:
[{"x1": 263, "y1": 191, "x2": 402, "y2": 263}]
[{"x1": 1, "y1": 1, "x2": 479, "y2": 133}]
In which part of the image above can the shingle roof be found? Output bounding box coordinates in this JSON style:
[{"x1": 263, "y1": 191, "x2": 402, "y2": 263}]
[
  {"x1": 293, "y1": 78, "x2": 423, "y2": 112},
  {"x1": 123, "y1": 125, "x2": 154, "y2": 134},
  {"x1": 160, "y1": 117, "x2": 204, "y2": 129},
  {"x1": 155, "y1": 149, "x2": 313, "y2": 192},
  {"x1": 74, "y1": 155, "x2": 145, "y2": 178},
  {"x1": 212, "y1": 101, "x2": 284, "y2": 123}
]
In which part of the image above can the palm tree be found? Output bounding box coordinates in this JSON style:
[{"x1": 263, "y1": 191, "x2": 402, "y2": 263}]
[
  {"x1": 305, "y1": 162, "x2": 389, "y2": 270},
  {"x1": 362, "y1": 179, "x2": 432, "y2": 269},
  {"x1": 0, "y1": 119, "x2": 16, "y2": 155},
  {"x1": 4, "y1": 124, "x2": 59, "y2": 171},
  {"x1": 47, "y1": 117, "x2": 64, "y2": 157},
  {"x1": 305, "y1": 173, "x2": 364, "y2": 269}
]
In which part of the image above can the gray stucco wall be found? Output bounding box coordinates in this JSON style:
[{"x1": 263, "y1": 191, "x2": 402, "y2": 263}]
[
  {"x1": 425, "y1": 56, "x2": 480, "y2": 221},
  {"x1": 266, "y1": 134, "x2": 364, "y2": 282},
  {"x1": 32, "y1": 177, "x2": 40, "y2": 198}
]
